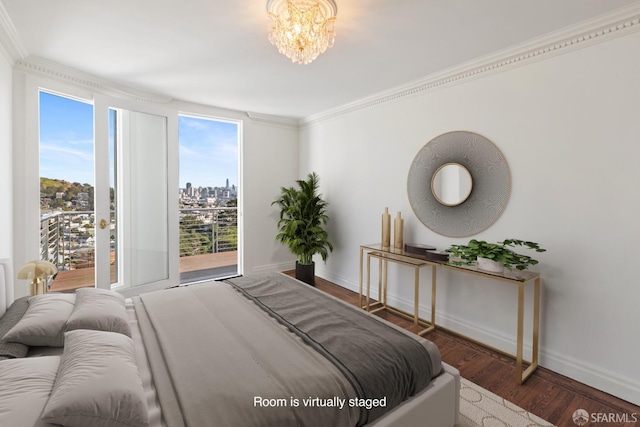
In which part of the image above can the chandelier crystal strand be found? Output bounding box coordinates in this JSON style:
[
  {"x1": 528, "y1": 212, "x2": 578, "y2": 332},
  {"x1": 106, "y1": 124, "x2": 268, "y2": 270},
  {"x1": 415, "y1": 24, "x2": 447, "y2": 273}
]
[{"x1": 268, "y1": 0, "x2": 336, "y2": 65}]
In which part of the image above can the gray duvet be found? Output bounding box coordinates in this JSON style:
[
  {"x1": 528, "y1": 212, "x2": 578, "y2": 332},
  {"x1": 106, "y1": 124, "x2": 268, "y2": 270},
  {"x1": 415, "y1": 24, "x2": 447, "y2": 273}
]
[
  {"x1": 134, "y1": 281, "x2": 359, "y2": 427},
  {"x1": 225, "y1": 273, "x2": 437, "y2": 426},
  {"x1": 133, "y1": 273, "x2": 440, "y2": 427}
]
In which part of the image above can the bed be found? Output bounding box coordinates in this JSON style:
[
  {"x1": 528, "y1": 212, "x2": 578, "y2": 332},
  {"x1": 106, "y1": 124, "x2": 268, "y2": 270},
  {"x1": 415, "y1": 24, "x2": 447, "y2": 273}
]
[{"x1": 0, "y1": 258, "x2": 460, "y2": 427}]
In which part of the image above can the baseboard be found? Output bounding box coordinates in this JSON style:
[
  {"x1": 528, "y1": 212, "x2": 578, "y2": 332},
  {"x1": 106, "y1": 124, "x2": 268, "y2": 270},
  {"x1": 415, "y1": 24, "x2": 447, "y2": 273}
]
[
  {"x1": 316, "y1": 267, "x2": 640, "y2": 406},
  {"x1": 540, "y1": 349, "x2": 640, "y2": 406}
]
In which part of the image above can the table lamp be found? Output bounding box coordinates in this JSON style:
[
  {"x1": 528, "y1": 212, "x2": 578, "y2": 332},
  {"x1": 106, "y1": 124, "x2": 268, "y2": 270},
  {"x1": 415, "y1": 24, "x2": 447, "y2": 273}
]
[{"x1": 17, "y1": 260, "x2": 57, "y2": 296}]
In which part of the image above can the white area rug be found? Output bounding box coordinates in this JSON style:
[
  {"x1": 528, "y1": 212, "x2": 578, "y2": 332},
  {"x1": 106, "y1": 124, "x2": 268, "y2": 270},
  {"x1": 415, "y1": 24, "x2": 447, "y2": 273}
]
[{"x1": 458, "y1": 378, "x2": 555, "y2": 427}]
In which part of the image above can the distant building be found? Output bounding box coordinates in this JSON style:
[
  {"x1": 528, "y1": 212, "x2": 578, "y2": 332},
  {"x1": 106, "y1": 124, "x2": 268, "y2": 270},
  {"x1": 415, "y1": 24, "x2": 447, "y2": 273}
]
[{"x1": 179, "y1": 181, "x2": 238, "y2": 207}]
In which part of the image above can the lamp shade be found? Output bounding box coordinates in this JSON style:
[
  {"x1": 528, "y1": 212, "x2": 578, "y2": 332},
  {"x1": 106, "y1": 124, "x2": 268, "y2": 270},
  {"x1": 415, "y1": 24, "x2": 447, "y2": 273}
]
[{"x1": 17, "y1": 260, "x2": 57, "y2": 281}]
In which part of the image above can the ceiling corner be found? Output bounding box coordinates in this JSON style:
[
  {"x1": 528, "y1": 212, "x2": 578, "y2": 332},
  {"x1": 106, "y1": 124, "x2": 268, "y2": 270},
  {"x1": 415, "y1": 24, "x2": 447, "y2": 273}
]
[{"x1": 0, "y1": 0, "x2": 27, "y2": 63}]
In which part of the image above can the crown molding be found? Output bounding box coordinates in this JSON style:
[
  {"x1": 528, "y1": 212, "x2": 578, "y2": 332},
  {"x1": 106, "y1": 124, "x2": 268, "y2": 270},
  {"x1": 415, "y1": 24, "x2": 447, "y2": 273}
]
[
  {"x1": 14, "y1": 55, "x2": 173, "y2": 104},
  {"x1": 301, "y1": 3, "x2": 640, "y2": 127},
  {"x1": 15, "y1": 55, "x2": 302, "y2": 124},
  {"x1": 245, "y1": 111, "x2": 300, "y2": 129},
  {"x1": 0, "y1": 1, "x2": 27, "y2": 63}
]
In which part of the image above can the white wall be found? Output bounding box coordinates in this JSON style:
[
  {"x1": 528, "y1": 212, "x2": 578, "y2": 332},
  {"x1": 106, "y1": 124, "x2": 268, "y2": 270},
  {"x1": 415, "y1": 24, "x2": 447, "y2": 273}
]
[
  {"x1": 241, "y1": 118, "x2": 300, "y2": 274},
  {"x1": 0, "y1": 52, "x2": 12, "y2": 259},
  {"x1": 300, "y1": 31, "x2": 640, "y2": 404}
]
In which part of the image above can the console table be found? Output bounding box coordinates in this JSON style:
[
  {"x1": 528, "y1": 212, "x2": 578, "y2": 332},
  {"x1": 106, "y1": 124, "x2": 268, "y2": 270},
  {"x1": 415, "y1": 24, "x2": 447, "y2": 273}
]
[{"x1": 358, "y1": 243, "x2": 541, "y2": 384}]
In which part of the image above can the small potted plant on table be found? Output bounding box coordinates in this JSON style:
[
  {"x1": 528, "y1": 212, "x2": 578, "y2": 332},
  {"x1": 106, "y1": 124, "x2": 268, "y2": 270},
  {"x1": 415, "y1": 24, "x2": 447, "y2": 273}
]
[
  {"x1": 446, "y1": 239, "x2": 546, "y2": 273},
  {"x1": 272, "y1": 172, "x2": 333, "y2": 286}
]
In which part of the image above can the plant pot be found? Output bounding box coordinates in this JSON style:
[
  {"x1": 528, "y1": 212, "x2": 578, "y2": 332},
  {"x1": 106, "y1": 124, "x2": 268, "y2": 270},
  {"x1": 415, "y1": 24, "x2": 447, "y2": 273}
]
[
  {"x1": 295, "y1": 261, "x2": 315, "y2": 286},
  {"x1": 476, "y1": 257, "x2": 504, "y2": 273}
]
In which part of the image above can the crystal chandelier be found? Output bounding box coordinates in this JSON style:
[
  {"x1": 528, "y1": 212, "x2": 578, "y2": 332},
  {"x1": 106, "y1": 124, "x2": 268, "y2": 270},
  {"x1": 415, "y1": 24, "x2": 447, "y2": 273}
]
[{"x1": 267, "y1": 0, "x2": 337, "y2": 65}]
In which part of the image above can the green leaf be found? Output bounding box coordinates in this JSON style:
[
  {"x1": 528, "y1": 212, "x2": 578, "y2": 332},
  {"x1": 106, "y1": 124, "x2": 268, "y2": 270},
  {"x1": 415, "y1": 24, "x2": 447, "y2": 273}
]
[{"x1": 446, "y1": 238, "x2": 546, "y2": 270}]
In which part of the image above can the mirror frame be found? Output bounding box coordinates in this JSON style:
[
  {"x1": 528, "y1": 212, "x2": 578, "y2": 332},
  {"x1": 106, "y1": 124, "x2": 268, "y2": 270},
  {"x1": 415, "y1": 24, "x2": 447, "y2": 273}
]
[{"x1": 407, "y1": 131, "x2": 511, "y2": 237}]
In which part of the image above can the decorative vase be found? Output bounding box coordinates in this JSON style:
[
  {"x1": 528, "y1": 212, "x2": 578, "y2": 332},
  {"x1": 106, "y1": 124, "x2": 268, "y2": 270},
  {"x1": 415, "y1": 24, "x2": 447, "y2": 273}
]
[
  {"x1": 476, "y1": 257, "x2": 504, "y2": 273},
  {"x1": 295, "y1": 261, "x2": 315, "y2": 286},
  {"x1": 394, "y1": 211, "x2": 404, "y2": 252},
  {"x1": 381, "y1": 207, "x2": 391, "y2": 249}
]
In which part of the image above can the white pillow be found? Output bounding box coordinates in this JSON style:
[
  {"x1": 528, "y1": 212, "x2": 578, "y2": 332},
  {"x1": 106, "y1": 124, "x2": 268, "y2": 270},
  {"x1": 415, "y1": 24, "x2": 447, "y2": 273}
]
[
  {"x1": 41, "y1": 329, "x2": 149, "y2": 427},
  {"x1": 2, "y1": 294, "x2": 76, "y2": 347},
  {"x1": 65, "y1": 287, "x2": 131, "y2": 337},
  {"x1": 0, "y1": 356, "x2": 61, "y2": 427}
]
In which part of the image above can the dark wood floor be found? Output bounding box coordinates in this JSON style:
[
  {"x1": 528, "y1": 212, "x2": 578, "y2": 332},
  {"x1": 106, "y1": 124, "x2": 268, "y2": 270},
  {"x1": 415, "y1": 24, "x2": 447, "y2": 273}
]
[{"x1": 287, "y1": 272, "x2": 640, "y2": 427}]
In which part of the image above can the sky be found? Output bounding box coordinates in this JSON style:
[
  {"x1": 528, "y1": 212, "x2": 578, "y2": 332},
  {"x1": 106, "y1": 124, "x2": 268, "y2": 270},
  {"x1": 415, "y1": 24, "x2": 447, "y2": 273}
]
[
  {"x1": 177, "y1": 115, "x2": 238, "y2": 189},
  {"x1": 39, "y1": 92, "x2": 238, "y2": 189}
]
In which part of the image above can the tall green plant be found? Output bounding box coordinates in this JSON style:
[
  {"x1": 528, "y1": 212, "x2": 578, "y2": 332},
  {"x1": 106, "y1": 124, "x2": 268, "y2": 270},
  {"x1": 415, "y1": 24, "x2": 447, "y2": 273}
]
[{"x1": 272, "y1": 172, "x2": 333, "y2": 265}]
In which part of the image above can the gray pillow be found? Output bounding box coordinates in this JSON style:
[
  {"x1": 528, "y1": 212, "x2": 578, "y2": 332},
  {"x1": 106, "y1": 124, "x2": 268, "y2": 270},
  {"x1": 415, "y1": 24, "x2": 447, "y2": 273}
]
[
  {"x1": 41, "y1": 329, "x2": 149, "y2": 427},
  {"x1": 0, "y1": 296, "x2": 30, "y2": 359},
  {"x1": 2, "y1": 294, "x2": 76, "y2": 347},
  {"x1": 65, "y1": 287, "x2": 131, "y2": 337},
  {"x1": 0, "y1": 355, "x2": 61, "y2": 427}
]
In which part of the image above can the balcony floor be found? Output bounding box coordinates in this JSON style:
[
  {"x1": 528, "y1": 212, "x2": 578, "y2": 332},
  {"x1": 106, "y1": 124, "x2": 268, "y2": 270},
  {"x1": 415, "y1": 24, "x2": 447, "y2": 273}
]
[{"x1": 49, "y1": 251, "x2": 238, "y2": 292}]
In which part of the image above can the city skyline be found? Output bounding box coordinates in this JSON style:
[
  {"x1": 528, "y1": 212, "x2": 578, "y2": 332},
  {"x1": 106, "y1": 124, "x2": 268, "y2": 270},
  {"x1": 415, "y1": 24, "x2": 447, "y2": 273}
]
[
  {"x1": 183, "y1": 179, "x2": 236, "y2": 190},
  {"x1": 39, "y1": 92, "x2": 238, "y2": 189}
]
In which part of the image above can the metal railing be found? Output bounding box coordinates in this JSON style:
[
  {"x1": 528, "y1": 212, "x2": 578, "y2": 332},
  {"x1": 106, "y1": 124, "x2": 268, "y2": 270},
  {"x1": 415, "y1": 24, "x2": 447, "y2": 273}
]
[
  {"x1": 179, "y1": 208, "x2": 238, "y2": 257},
  {"x1": 40, "y1": 210, "x2": 95, "y2": 271},
  {"x1": 39, "y1": 207, "x2": 238, "y2": 271}
]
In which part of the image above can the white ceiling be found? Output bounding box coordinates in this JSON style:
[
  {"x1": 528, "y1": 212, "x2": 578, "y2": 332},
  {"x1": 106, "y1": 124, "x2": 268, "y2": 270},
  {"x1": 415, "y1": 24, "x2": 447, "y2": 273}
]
[{"x1": 2, "y1": 0, "x2": 638, "y2": 118}]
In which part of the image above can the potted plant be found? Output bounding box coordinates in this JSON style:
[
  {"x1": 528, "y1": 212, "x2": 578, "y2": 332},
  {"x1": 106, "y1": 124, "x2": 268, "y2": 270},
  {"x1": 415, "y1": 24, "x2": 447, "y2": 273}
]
[
  {"x1": 272, "y1": 172, "x2": 333, "y2": 285},
  {"x1": 446, "y1": 239, "x2": 546, "y2": 273}
]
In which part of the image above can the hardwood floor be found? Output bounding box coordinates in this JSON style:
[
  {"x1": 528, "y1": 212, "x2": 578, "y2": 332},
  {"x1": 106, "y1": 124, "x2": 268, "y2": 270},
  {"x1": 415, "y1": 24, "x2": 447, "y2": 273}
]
[{"x1": 287, "y1": 272, "x2": 640, "y2": 426}]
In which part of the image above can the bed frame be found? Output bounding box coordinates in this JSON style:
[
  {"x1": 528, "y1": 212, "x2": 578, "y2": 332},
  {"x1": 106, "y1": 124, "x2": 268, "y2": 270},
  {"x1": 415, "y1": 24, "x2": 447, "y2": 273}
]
[{"x1": 366, "y1": 364, "x2": 460, "y2": 426}]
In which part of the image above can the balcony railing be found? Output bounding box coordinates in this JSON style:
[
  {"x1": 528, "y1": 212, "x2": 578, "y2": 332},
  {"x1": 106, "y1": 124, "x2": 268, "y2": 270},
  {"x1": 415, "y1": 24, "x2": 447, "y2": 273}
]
[
  {"x1": 39, "y1": 207, "x2": 238, "y2": 272},
  {"x1": 179, "y1": 207, "x2": 238, "y2": 257}
]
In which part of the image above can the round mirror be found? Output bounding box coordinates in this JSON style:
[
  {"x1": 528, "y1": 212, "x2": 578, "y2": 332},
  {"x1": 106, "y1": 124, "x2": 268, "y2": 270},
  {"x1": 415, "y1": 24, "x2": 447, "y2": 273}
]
[
  {"x1": 407, "y1": 131, "x2": 511, "y2": 237},
  {"x1": 431, "y1": 163, "x2": 473, "y2": 206}
]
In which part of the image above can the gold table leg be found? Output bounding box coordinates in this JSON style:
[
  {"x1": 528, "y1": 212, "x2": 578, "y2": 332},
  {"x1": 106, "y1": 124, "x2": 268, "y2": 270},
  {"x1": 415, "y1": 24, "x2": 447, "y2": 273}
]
[
  {"x1": 378, "y1": 257, "x2": 383, "y2": 307},
  {"x1": 366, "y1": 253, "x2": 372, "y2": 311},
  {"x1": 414, "y1": 266, "x2": 419, "y2": 333},
  {"x1": 431, "y1": 266, "x2": 437, "y2": 330},
  {"x1": 382, "y1": 259, "x2": 388, "y2": 306},
  {"x1": 516, "y1": 282, "x2": 524, "y2": 384},
  {"x1": 532, "y1": 277, "x2": 540, "y2": 369},
  {"x1": 359, "y1": 247, "x2": 364, "y2": 308},
  {"x1": 516, "y1": 278, "x2": 541, "y2": 384}
]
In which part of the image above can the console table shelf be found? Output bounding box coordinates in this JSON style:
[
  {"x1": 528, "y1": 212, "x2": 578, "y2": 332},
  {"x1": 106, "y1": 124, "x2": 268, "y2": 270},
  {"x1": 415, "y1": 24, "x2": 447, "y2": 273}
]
[{"x1": 358, "y1": 243, "x2": 541, "y2": 384}]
